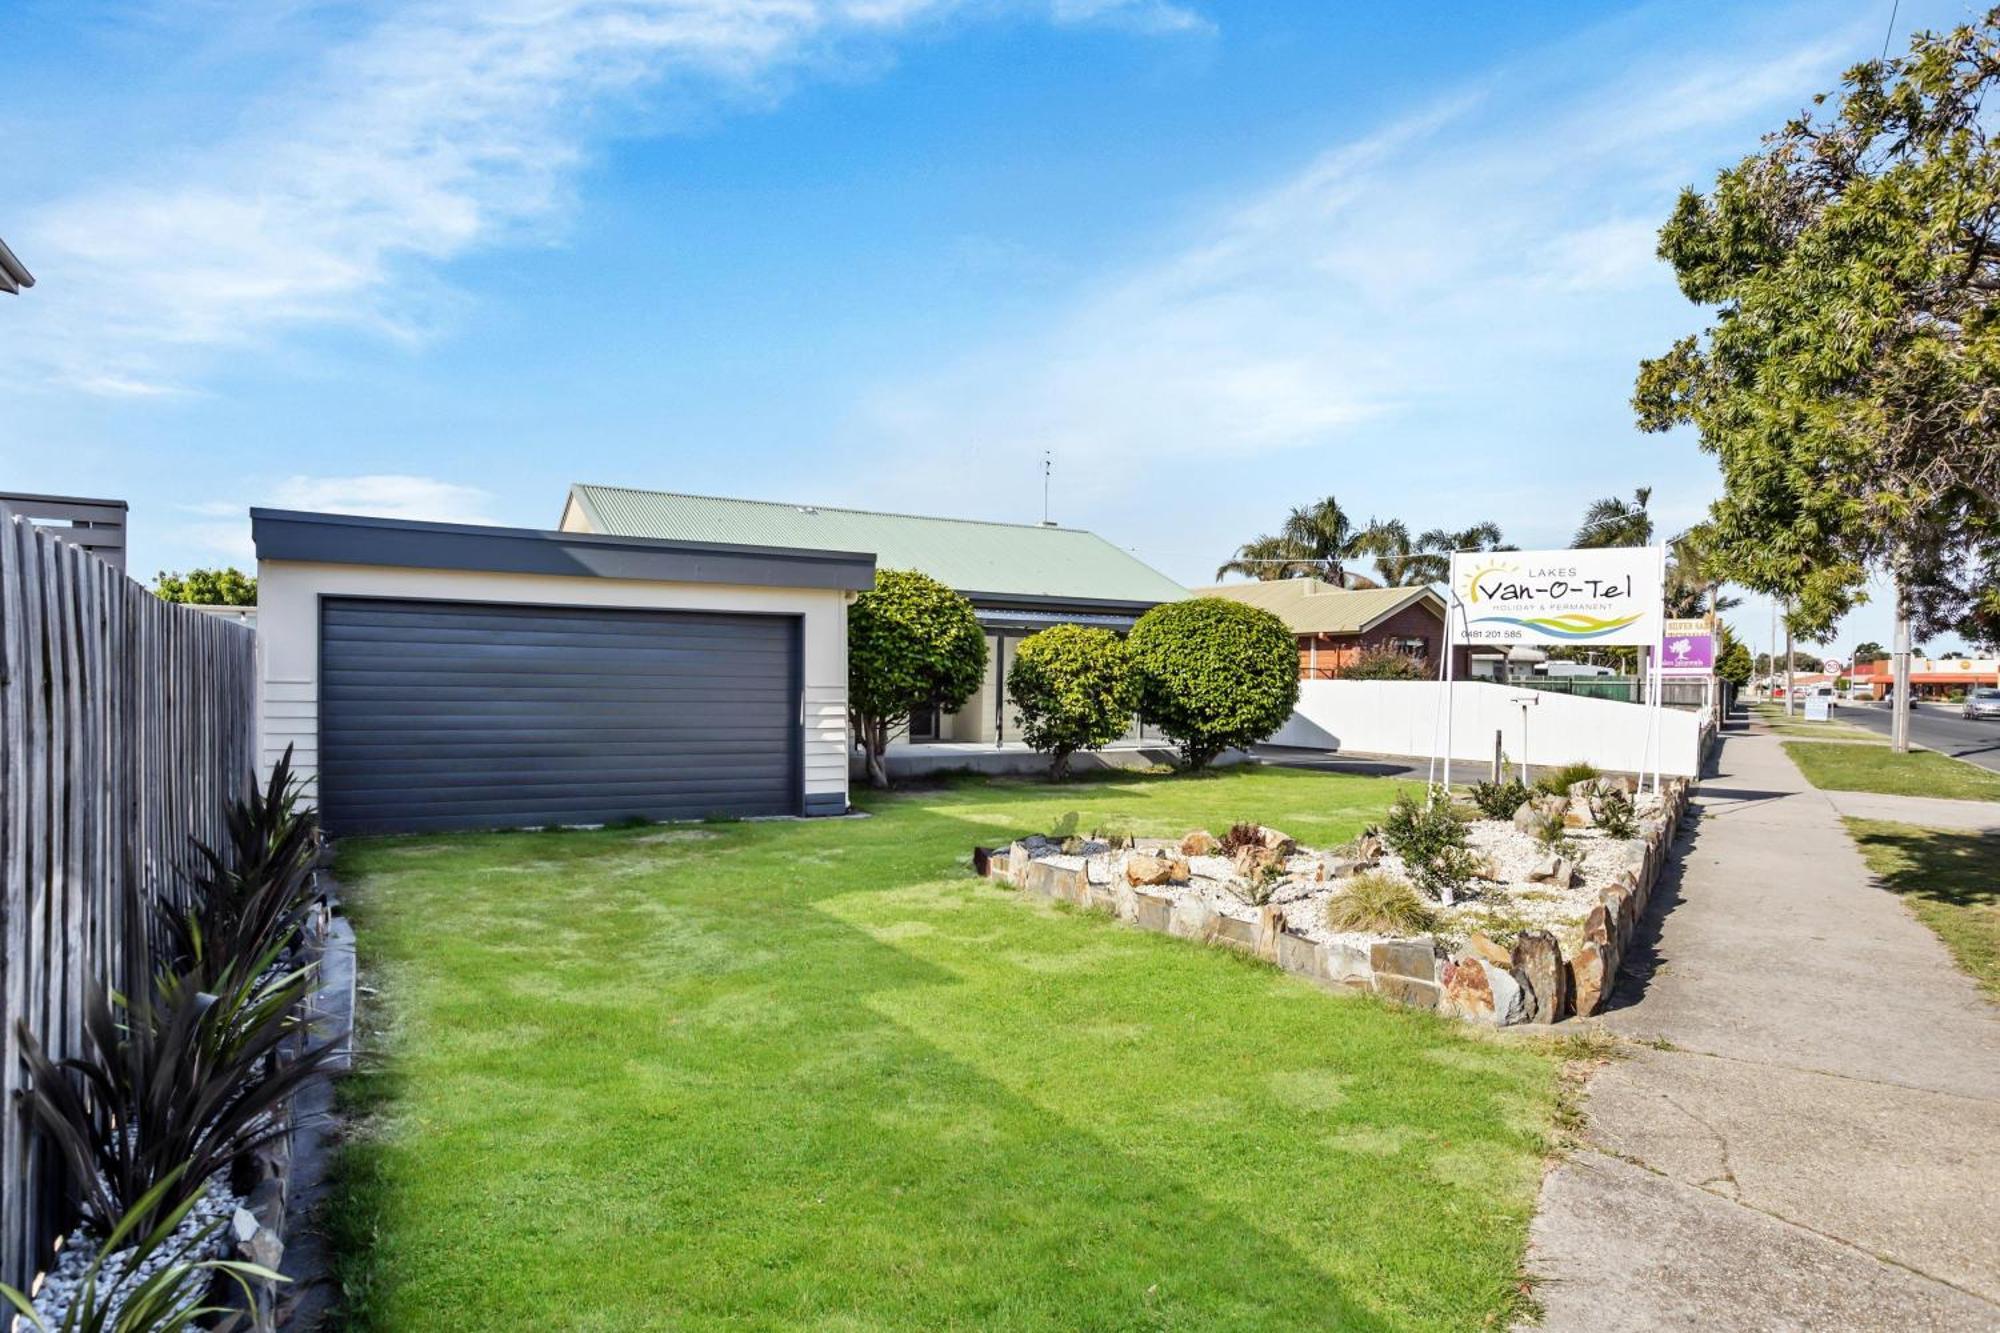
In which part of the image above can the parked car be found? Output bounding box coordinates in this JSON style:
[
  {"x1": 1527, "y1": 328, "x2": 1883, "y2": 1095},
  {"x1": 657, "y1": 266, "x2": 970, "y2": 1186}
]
[{"x1": 1965, "y1": 687, "x2": 2000, "y2": 720}]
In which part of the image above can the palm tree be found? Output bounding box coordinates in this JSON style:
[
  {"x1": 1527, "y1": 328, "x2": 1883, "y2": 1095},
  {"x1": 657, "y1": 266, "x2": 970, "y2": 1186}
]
[
  {"x1": 1356, "y1": 519, "x2": 1425, "y2": 585},
  {"x1": 1574, "y1": 487, "x2": 1654, "y2": 548},
  {"x1": 1664, "y1": 522, "x2": 1743, "y2": 618},
  {"x1": 1409, "y1": 521, "x2": 1510, "y2": 584},
  {"x1": 1214, "y1": 497, "x2": 1381, "y2": 586}
]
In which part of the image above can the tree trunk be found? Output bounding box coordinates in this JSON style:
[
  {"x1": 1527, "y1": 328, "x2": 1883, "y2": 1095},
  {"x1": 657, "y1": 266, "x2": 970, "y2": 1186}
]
[
  {"x1": 1049, "y1": 750, "x2": 1071, "y2": 782},
  {"x1": 1892, "y1": 579, "x2": 1914, "y2": 754},
  {"x1": 1783, "y1": 611, "x2": 1795, "y2": 718},
  {"x1": 865, "y1": 718, "x2": 891, "y2": 789}
]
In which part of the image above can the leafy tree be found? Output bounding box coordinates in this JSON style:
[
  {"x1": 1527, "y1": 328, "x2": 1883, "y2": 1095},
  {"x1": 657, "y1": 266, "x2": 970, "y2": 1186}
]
[
  {"x1": 847, "y1": 569, "x2": 986, "y2": 789},
  {"x1": 1005, "y1": 625, "x2": 1138, "y2": 780},
  {"x1": 1127, "y1": 597, "x2": 1300, "y2": 770},
  {"x1": 1409, "y1": 521, "x2": 1510, "y2": 585},
  {"x1": 1853, "y1": 641, "x2": 1887, "y2": 663},
  {"x1": 1214, "y1": 497, "x2": 1381, "y2": 587},
  {"x1": 1355, "y1": 518, "x2": 1429, "y2": 585},
  {"x1": 155, "y1": 567, "x2": 256, "y2": 606},
  {"x1": 1574, "y1": 487, "x2": 1655, "y2": 548},
  {"x1": 1635, "y1": 13, "x2": 2000, "y2": 747},
  {"x1": 1716, "y1": 623, "x2": 1754, "y2": 686}
]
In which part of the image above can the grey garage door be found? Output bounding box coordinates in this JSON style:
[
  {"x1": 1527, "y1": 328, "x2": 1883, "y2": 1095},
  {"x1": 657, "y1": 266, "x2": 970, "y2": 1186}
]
[{"x1": 318, "y1": 598, "x2": 800, "y2": 834}]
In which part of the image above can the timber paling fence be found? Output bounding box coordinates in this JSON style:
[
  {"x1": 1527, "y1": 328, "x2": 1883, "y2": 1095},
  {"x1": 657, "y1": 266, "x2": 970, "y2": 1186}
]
[{"x1": 0, "y1": 503, "x2": 257, "y2": 1295}]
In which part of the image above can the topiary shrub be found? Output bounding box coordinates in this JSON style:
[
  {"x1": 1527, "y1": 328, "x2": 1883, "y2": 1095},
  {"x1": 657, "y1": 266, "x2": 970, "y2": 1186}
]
[
  {"x1": 1126, "y1": 597, "x2": 1300, "y2": 770},
  {"x1": 1006, "y1": 624, "x2": 1138, "y2": 780},
  {"x1": 1468, "y1": 777, "x2": 1532, "y2": 821},
  {"x1": 1324, "y1": 871, "x2": 1438, "y2": 935},
  {"x1": 1337, "y1": 646, "x2": 1432, "y2": 680},
  {"x1": 1534, "y1": 760, "x2": 1601, "y2": 797},
  {"x1": 849, "y1": 569, "x2": 987, "y2": 788}
]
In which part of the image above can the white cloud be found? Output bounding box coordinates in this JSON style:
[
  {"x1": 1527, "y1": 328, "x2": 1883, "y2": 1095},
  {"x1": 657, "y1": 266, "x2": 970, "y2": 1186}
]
[
  {"x1": 177, "y1": 473, "x2": 497, "y2": 564},
  {"x1": 837, "y1": 7, "x2": 1885, "y2": 581},
  {"x1": 12, "y1": 0, "x2": 1207, "y2": 397}
]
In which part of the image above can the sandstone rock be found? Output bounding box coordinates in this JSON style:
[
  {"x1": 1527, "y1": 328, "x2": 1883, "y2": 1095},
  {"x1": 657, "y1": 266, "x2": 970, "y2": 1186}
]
[
  {"x1": 1471, "y1": 853, "x2": 1504, "y2": 882},
  {"x1": 1168, "y1": 898, "x2": 1215, "y2": 940},
  {"x1": 1511, "y1": 930, "x2": 1567, "y2": 1023},
  {"x1": 1179, "y1": 829, "x2": 1219, "y2": 856},
  {"x1": 1526, "y1": 854, "x2": 1576, "y2": 887},
  {"x1": 1568, "y1": 943, "x2": 1610, "y2": 1017},
  {"x1": 1126, "y1": 854, "x2": 1176, "y2": 886},
  {"x1": 1325, "y1": 942, "x2": 1372, "y2": 984},
  {"x1": 1255, "y1": 905, "x2": 1285, "y2": 961},
  {"x1": 1352, "y1": 831, "x2": 1385, "y2": 861},
  {"x1": 1211, "y1": 914, "x2": 1259, "y2": 952},
  {"x1": 1374, "y1": 973, "x2": 1440, "y2": 1010},
  {"x1": 1276, "y1": 930, "x2": 1325, "y2": 980},
  {"x1": 1563, "y1": 797, "x2": 1596, "y2": 828},
  {"x1": 1370, "y1": 937, "x2": 1439, "y2": 981},
  {"x1": 1483, "y1": 960, "x2": 1531, "y2": 1025},
  {"x1": 1232, "y1": 844, "x2": 1283, "y2": 881},
  {"x1": 1465, "y1": 931, "x2": 1513, "y2": 968},
  {"x1": 1258, "y1": 826, "x2": 1297, "y2": 855},
  {"x1": 1443, "y1": 955, "x2": 1495, "y2": 1019},
  {"x1": 1019, "y1": 858, "x2": 1087, "y2": 901},
  {"x1": 1133, "y1": 890, "x2": 1173, "y2": 932}
]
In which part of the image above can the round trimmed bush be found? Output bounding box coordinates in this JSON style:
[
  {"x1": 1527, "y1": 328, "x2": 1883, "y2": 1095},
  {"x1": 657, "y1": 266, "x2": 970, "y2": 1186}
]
[
  {"x1": 1006, "y1": 624, "x2": 1138, "y2": 780},
  {"x1": 848, "y1": 569, "x2": 986, "y2": 787},
  {"x1": 1126, "y1": 597, "x2": 1300, "y2": 770}
]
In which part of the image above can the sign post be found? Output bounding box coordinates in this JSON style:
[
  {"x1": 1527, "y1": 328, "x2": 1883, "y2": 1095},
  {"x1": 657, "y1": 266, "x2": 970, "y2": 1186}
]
[{"x1": 1445, "y1": 546, "x2": 1667, "y2": 794}]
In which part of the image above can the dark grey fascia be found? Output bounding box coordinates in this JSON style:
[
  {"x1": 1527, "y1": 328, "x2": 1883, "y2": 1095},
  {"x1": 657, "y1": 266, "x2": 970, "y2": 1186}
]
[
  {"x1": 961, "y1": 590, "x2": 1170, "y2": 616},
  {"x1": 0, "y1": 237, "x2": 32, "y2": 295},
  {"x1": 251, "y1": 508, "x2": 875, "y2": 592}
]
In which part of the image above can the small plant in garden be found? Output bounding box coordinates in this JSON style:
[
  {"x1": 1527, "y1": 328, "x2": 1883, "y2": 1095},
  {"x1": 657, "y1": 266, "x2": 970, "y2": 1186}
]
[
  {"x1": 1006, "y1": 623, "x2": 1139, "y2": 781},
  {"x1": 1535, "y1": 761, "x2": 1602, "y2": 797},
  {"x1": 1381, "y1": 791, "x2": 1479, "y2": 904},
  {"x1": 1593, "y1": 787, "x2": 1639, "y2": 838},
  {"x1": 1126, "y1": 597, "x2": 1299, "y2": 770},
  {"x1": 1218, "y1": 822, "x2": 1265, "y2": 855},
  {"x1": 1324, "y1": 872, "x2": 1438, "y2": 934},
  {"x1": 1468, "y1": 777, "x2": 1532, "y2": 821}
]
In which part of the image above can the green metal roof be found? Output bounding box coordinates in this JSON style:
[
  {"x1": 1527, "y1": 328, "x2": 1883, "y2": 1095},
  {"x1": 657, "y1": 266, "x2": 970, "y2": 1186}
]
[
  {"x1": 1194, "y1": 579, "x2": 1441, "y2": 634},
  {"x1": 566, "y1": 484, "x2": 1187, "y2": 606}
]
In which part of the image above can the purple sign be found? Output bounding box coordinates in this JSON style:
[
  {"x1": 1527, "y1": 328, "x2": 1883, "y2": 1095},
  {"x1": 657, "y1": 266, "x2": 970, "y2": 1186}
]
[{"x1": 1660, "y1": 629, "x2": 1716, "y2": 674}]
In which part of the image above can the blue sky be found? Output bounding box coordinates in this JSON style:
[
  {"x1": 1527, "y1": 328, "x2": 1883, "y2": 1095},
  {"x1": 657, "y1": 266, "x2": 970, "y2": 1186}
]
[{"x1": 0, "y1": 0, "x2": 1970, "y2": 657}]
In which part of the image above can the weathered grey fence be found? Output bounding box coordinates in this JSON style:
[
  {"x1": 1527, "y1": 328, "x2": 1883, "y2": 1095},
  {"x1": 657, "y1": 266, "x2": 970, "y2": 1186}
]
[{"x1": 0, "y1": 503, "x2": 257, "y2": 1295}]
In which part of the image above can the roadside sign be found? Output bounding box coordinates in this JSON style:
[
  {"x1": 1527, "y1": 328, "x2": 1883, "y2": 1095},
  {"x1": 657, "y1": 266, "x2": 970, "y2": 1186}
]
[
  {"x1": 1804, "y1": 695, "x2": 1831, "y2": 721},
  {"x1": 1661, "y1": 619, "x2": 1716, "y2": 676},
  {"x1": 1449, "y1": 547, "x2": 1665, "y2": 648}
]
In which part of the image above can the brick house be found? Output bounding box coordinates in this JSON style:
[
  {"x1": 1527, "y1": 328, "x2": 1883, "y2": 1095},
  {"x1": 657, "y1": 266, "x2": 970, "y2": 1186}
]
[{"x1": 1196, "y1": 580, "x2": 1472, "y2": 679}]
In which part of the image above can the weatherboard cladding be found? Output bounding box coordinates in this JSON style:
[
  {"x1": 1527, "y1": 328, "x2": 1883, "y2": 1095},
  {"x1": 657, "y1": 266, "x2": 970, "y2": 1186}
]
[{"x1": 567, "y1": 484, "x2": 1187, "y2": 606}]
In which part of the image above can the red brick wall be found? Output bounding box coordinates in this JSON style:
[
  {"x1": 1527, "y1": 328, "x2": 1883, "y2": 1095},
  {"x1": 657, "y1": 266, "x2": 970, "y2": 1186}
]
[{"x1": 1295, "y1": 602, "x2": 1472, "y2": 679}]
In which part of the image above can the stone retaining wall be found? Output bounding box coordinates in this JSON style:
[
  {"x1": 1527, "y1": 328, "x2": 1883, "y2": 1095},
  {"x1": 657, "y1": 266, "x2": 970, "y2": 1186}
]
[{"x1": 979, "y1": 779, "x2": 1691, "y2": 1026}]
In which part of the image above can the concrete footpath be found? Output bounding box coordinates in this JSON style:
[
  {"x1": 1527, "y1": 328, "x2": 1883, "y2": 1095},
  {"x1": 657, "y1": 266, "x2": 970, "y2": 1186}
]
[{"x1": 1526, "y1": 728, "x2": 2000, "y2": 1330}]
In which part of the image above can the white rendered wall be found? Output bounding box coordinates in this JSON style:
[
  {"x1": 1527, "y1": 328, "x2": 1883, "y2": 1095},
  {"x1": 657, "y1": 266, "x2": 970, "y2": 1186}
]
[{"x1": 1270, "y1": 680, "x2": 1706, "y2": 778}]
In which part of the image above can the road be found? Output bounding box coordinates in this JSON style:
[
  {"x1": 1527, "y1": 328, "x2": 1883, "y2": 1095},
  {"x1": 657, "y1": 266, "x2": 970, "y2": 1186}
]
[{"x1": 1833, "y1": 699, "x2": 2000, "y2": 773}]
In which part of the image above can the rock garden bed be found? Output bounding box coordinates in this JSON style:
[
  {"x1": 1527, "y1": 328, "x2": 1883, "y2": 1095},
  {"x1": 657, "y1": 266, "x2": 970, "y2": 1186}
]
[{"x1": 976, "y1": 776, "x2": 1691, "y2": 1026}]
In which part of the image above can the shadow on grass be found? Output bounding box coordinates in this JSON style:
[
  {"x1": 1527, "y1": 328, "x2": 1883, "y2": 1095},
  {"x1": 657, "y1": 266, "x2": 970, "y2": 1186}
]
[
  {"x1": 316, "y1": 769, "x2": 1537, "y2": 1330},
  {"x1": 1843, "y1": 819, "x2": 2000, "y2": 1000}
]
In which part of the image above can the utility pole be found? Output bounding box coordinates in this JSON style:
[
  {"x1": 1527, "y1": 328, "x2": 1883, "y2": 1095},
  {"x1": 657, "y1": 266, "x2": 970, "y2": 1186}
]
[
  {"x1": 1784, "y1": 604, "x2": 1796, "y2": 717},
  {"x1": 1891, "y1": 577, "x2": 1913, "y2": 752}
]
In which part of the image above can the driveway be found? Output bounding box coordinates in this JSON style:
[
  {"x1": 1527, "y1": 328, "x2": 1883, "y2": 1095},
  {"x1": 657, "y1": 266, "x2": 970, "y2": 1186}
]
[
  {"x1": 1525, "y1": 723, "x2": 2000, "y2": 1329},
  {"x1": 1838, "y1": 699, "x2": 2000, "y2": 773}
]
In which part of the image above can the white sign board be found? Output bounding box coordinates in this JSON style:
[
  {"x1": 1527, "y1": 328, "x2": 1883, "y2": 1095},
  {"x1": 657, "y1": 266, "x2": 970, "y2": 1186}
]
[
  {"x1": 1804, "y1": 695, "x2": 1831, "y2": 721},
  {"x1": 1448, "y1": 547, "x2": 1664, "y2": 648}
]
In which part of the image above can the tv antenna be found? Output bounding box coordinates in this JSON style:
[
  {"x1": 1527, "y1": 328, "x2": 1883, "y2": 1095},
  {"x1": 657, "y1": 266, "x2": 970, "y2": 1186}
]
[{"x1": 1041, "y1": 450, "x2": 1052, "y2": 526}]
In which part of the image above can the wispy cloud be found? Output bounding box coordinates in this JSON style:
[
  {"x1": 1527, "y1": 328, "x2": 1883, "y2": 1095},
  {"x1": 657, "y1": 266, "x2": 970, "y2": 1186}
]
[
  {"x1": 12, "y1": 0, "x2": 1205, "y2": 397},
  {"x1": 177, "y1": 473, "x2": 498, "y2": 562},
  {"x1": 841, "y1": 9, "x2": 1875, "y2": 576}
]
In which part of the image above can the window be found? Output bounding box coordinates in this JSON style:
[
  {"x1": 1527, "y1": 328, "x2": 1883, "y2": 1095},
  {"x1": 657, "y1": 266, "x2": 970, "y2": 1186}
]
[
  {"x1": 1389, "y1": 637, "x2": 1429, "y2": 659},
  {"x1": 908, "y1": 706, "x2": 940, "y2": 741}
]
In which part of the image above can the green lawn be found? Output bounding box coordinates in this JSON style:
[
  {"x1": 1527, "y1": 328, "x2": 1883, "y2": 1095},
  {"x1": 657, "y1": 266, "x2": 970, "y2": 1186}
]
[
  {"x1": 1782, "y1": 740, "x2": 2000, "y2": 801},
  {"x1": 329, "y1": 767, "x2": 1561, "y2": 1331},
  {"x1": 1748, "y1": 705, "x2": 1888, "y2": 744},
  {"x1": 1844, "y1": 818, "x2": 2000, "y2": 1000}
]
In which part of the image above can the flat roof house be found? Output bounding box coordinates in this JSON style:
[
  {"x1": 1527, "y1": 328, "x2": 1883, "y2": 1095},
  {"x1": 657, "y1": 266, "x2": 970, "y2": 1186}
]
[
  {"x1": 1197, "y1": 579, "x2": 1474, "y2": 680},
  {"x1": 561, "y1": 484, "x2": 1187, "y2": 749}
]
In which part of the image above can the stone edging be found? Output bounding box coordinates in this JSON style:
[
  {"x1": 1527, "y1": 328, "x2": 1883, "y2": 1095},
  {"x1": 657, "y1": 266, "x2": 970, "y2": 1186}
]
[{"x1": 977, "y1": 778, "x2": 1692, "y2": 1026}]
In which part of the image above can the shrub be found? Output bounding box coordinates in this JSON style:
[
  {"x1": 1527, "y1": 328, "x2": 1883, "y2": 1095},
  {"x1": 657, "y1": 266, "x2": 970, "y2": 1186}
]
[
  {"x1": 1337, "y1": 647, "x2": 1432, "y2": 681},
  {"x1": 1324, "y1": 872, "x2": 1439, "y2": 934},
  {"x1": 1218, "y1": 821, "x2": 1265, "y2": 855},
  {"x1": 1005, "y1": 624, "x2": 1138, "y2": 780},
  {"x1": 1535, "y1": 760, "x2": 1601, "y2": 797},
  {"x1": 1468, "y1": 777, "x2": 1532, "y2": 821},
  {"x1": 848, "y1": 569, "x2": 987, "y2": 788},
  {"x1": 1126, "y1": 598, "x2": 1300, "y2": 770},
  {"x1": 1593, "y1": 787, "x2": 1639, "y2": 838},
  {"x1": 1382, "y1": 791, "x2": 1478, "y2": 904}
]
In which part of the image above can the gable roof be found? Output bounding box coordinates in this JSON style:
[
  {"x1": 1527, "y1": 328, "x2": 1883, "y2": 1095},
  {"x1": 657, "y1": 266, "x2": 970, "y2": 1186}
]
[
  {"x1": 565, "y1": 484, "x2": 1187, "y2": 607},
  {"x1": 1194, "y1": 579, "x2": 1443, "y2": 635}
]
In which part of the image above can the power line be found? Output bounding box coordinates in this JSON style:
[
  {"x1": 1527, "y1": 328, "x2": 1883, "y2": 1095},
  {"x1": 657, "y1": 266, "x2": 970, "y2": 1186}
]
[{"x1": 1881, "y1": 0, "x2": 1900, "y2": 63}]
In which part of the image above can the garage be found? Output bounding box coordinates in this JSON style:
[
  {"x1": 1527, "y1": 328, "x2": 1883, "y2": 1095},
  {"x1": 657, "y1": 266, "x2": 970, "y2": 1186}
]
[
  {"x1": 251, "y1": 508, "x2": 872, "y2": 834},
  {"x1": 318, "y1": 599, "x2": 802, "y2": 834}
]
